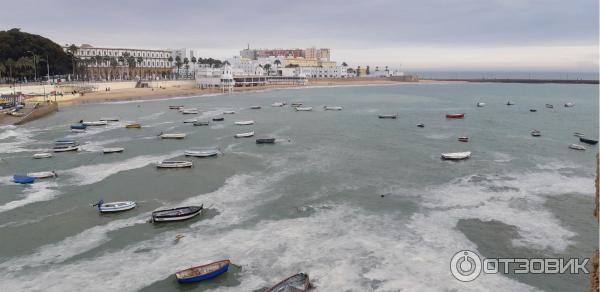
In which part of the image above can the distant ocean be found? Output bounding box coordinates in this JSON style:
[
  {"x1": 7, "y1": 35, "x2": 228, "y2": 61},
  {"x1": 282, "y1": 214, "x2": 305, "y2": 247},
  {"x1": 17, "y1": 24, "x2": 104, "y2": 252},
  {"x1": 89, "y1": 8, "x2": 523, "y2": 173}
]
[{"x1": 414, "y1": 71, "x2": 599, "y2": 80}]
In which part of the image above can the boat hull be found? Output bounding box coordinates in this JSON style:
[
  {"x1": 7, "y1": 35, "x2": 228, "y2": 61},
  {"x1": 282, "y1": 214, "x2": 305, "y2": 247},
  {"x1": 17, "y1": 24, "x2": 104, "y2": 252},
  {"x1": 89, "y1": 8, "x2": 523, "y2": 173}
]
[
  {"x1": 176, "y1": 260, "x2": 230, "y2": 283},
  {"x1": 99, "y1": 201, "x2": 136, "y2": 213},
  {"x1": 580, "y1": 138, "x2": 598, "y2": 145},
  {"x1": 152, "y1": 205, "x2": 203, "y2": 222},
  {"x1": 446, "y1": 113, "x2": 465, "y2": 119}
]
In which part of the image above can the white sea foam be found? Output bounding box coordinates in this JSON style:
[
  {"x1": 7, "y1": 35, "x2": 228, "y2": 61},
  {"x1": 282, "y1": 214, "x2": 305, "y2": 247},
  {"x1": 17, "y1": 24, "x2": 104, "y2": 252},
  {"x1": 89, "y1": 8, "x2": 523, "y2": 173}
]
[{"x1": 0, "y1": 181, "x2": 61, "y2": 213}]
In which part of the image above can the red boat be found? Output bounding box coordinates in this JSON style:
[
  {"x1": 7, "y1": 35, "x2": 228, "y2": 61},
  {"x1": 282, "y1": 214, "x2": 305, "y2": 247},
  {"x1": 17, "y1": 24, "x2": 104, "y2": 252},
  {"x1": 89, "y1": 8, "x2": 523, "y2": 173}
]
[{"x1": 446, "y1": 113, "x2": 465, "y2": 119}]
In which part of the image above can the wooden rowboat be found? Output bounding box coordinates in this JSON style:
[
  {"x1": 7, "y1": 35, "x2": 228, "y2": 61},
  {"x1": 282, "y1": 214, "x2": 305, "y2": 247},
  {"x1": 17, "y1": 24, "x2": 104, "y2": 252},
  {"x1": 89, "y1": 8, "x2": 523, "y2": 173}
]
[
  {"x1": 152, "y1": 205, "x2": 203, "y2": 222},
  {"x1": 441, "y1": 151, "x2": 471, "y2": 160},
  {"x1": 445, "y1": 113, "x2": 465, "y2": 119},
  {"x1": 156, "y1": 161, "x2": 193, "y2": 168},
  {"x1": 235, "y1": 131, "x2": 254, "y2": 138},
  {"x1": 266, "y1": 273, "x2": 310, "y2": 292},
  {"x1": 125, "y1": 123, "x2": 142, "y2": 128},
  {"x1": 176, "y1": 259, "x2": 230, "y2": 283}
]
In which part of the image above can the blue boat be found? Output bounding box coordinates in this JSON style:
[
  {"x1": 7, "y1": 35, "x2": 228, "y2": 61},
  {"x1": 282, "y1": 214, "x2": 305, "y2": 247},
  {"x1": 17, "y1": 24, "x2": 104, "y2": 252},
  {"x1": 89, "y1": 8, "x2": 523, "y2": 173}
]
[
  {"x1": 175, "y1": 259, "x2": 230, "y2": 283},
  {"x1": 70, "y1": 123, "x2": 87, "y2": 130},
  {"x1": 13, "y1": 175, "x2": 35, "y2": 184}
]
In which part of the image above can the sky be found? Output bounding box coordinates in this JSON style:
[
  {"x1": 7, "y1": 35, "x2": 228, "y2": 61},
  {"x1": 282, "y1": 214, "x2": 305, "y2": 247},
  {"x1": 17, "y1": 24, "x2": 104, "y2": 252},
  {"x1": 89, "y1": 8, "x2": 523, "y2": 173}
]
[{"x1": 0, "y1": 0, "x2": 598, "y2": 72}]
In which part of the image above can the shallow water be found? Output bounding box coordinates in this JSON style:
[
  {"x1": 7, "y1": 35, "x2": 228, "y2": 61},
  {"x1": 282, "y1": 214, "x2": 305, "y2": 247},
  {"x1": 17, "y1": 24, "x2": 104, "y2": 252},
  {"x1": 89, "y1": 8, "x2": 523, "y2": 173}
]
[{"x1": 0, "y1": 83, "x2": 597, "y2": 291}]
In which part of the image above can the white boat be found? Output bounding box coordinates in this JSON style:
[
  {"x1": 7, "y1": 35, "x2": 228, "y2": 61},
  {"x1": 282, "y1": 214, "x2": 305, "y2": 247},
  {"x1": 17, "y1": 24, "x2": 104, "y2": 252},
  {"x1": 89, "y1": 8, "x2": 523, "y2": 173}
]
[
  {"x1": 235, "y1": 131, "x2": 255, "y2": 138},
  {"x1": 223, "y1": 110, "x2": 236, "y2": 114},
  {"x1": 184, "y1": 148, "x2": 220, "y2": 157},
  {"x1": 564, "y1": 102, "x2": 574, "y2": 107},
  {"x1": 182, "y1": 108, "x2": 199, "y2": 114},
  {"x1": 27, "y1": 171, "x2": 57, "y2": 178},
  {"x1": 324, "y1": 106, "x2": 343, "y2": 111},
  {"x1": 569, "y1": 144, "x2": 586, "y2": 150},
  {"x1": 103, "y1": 147, "x2": 125, "y2": 154},
  {"x1": 531, "y1": 130, "x2": 541, "y2": 137},
  {"x1": 83, "y1": 120, "x2": 108, "y2": 126},
  {"x1": 271, "y1": 102, "x2": 286, "y2": 107},
  {"x1": 159, "y1": 133, "x2": 186, "y2": 139},
  {"x1": 476, "y1": 102, "x2": 486, "y2": 107},
  {"x1": 33, "y1": 153, "x2": 53, "y2": 159},
  {"x1": 441, "y1": 151, "x2": 471, "y2": 160},
  {"x1": 234, "y1": 120, "x2": 255, "y2": 125},
  {"x1": 295, "y1": 107, "x2": 313, "y2": 111},
  {"x1": 183, "y1": 118, "x2": 198, "y2": 123},
  {"x1": 99, "y1": 117, "x2": 120, "y2": 121},
  {"x1": 53, "y1": 145, "x2": 79, "y2": 152},
  {"x1": 94, "y1": 200, "x2": 136, "y2": 213},
  {"x1": 156, "y1": 161, "x2": 193, "y2": 168}
]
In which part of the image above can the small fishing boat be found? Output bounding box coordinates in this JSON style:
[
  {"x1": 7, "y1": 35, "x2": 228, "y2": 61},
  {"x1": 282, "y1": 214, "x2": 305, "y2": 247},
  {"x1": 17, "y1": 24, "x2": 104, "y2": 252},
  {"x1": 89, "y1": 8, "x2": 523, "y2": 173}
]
[
  {"x1": 545, "y1": 104, "x2": 554, "y2": 109},
  {"x1": 99, "y1": 117, "x2": 119, "y2": 122},
  {"x1": 441, "y1": 151, "x2": 471, "y2": 160},
  {"x1": 152, "y1": 205, "x2": 203, "y2": 222},
  {"x1": 212, "y1": 117, "x2": 225, "y2": 121},
  {"x1": 70, "y1": 123, "x2": 87, "y2": 130},
  {"x1": 378, "y1": 114, "x2": 398, "y2": 119},
  {"x1": 458, "y1": 136, "x2": 469, "y2": 142},
  {"x1": 27, "y1": 171, "x2": 56, "y2": 179},
  {"x1": 183, "y1": 118, "x2": 198, "y2": 123},
  {"x1": 175, "y1": 259, "x2": 230, "y2": 283},
  {"x1": 156, "y1": 161, "x2": 193, "y2": 168},
  {"x1": 103, "y1": 147, "x2": 125, "y2": 154},
  {"x1": 446, "y1": 113, "x2": 465, "y2": 119},
  {"x1": 250, "y1": 106, "x2": 262, "y2": 109},
  {"x1": 271, "y1": 102, "x2": 286, "y2": 107},
  {"x1": 184, "y1": 149, "x2": 219, "y2": 157},
  {"x1": 531, "y1": 130, "x2": 541, "y2": 137},
  {"x1": 529, "y1": 109, "x2": 537, "y2": 112},
  {"x1": 564, "y1": 102, "x2": 574, "y2": 107},
  {"x1": 256, "y1": 137, "x2": 276, "y2": 144},
  {"x1": 13, "y1": 175, "x2": 35, "y2": 184},
  {"x1": 235, "y1": 120, "x2": 255, "y2": 125},
  {"x1": 83, "y1": 120, "x2": 108, "y2": 126},
  {"x1": 290, "y1": 102, "x2": 303, "y2": 107},
  {"x1": 417, "y1": 123, "x2": 425, "y2": 128},
  {"x1": 193, "y1": 121, "x2": 210, "y2": 126},
  {"x1": 506, "y1": 101, "x2": 515, "y2": 105},
  {"x1": 266, "y1": 273, "x2": 310, "y2": 292},
  {"x1": 573, "y1": 132, "x2": 585, "y2": 137},
  {"x1": 159, "y1": 133, "x2": 186, "y2": 139},
  {"x1": 476, "y1": 102, "x2": 486, "y2": 107},
  {"x1": 169, "y1": 105, "x2": 183, "y2": 109},
  {"x1": 33, "y1": 152, "x2": 53, "y2": 159},
  {"x1": 580, "y1": 137, "x2": 598, "y2": 145},
  {"x1": 55, "y1": 139, "x2": 77, "y2": 145},
  {"x1": 125, "y1": 123, "x2": 142, "y2": 128},
  {"x1": 94, "y1": 200, "x2": 136, "y2": 213},
  {"x1": 235, "y1": 131, "x2": 255, "y2": 138},
  {"x1": 569, "y1": 144, "x2": 586, "y2": 150},
  {"x1": 295, "y1": 107, "x2": 313, "y2": 111},
  {"x1": 182, "y1": 108, "x2": 199, "y2": 114},
  {"x1": 222, "y1": 110, "x2": 236, "y2": 114},
  {"x1": 324, "y1": 106, "x2": 343, "y2": 111},
  {"x1": 53, "y1": 145, "x2": 79, "y2": 152}
]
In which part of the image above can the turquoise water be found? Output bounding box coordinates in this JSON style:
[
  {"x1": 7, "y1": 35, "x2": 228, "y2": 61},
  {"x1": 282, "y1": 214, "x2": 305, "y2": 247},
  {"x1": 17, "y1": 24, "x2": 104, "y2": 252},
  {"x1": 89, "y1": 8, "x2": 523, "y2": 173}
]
[{"x1": 0, "y1": 83, "x2": 597, "y2": 291}]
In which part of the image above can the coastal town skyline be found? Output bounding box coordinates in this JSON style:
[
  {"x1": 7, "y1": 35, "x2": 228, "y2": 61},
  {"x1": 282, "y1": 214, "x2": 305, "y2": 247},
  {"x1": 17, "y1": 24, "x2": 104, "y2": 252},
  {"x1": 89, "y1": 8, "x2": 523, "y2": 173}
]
[{"x1": 0, "y1": 0, "x2": 597, "y2": 72}]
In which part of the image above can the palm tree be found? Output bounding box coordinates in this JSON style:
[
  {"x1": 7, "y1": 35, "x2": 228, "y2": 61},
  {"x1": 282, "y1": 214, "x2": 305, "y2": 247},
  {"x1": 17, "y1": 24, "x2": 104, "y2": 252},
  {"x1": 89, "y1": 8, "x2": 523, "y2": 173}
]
[
  {"x1": 183, "y1": 57, "x2": 189, "y2": 78},
  {"x1": 167, "y1": 56, "x2": 174, "y2": 79},
  {"x1": 109, "y1": 57, "x2": 118, "y2": 80},
  {"x1": 175, "y1": 56, "x2": 182, "y2": 79},
  {"x1": 5, "y1": 58, "x2": 15, "y2": 83},
  {"x1": 341, "y1": 62, "x2": 348, "y2": 67},
  {"x1": 66, "y1": 44, "x2": 79, "y2": 79},
  {"x1": 263, "y1": 64, "x2": 272, "y2": 75},
  {"x1": 136, "y1": 57, "x2": 143, "y2": 79},
  {"x1": 191, "y1": 57, "x2": 197, "y2": 78},
  {"x1": 102, "y1": 56, "x2": 110, "y2": 79},
  {"x1": 118, "y1": 56, "x2": 125, "y2": 79}
]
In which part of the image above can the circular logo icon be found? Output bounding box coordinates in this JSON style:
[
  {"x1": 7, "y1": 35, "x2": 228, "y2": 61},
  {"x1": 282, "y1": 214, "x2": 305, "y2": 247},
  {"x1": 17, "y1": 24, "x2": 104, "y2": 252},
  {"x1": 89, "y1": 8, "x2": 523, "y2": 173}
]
[{"x1": 450, "y1": 250, "x2": 482, "y2": 282}]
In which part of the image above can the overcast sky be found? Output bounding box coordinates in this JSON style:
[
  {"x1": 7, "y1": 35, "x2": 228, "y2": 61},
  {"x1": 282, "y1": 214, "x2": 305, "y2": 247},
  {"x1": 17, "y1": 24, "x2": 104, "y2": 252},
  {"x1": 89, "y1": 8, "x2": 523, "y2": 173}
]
[{"x1": 1, "y1": 0, "x2": 598, "y2": 71}]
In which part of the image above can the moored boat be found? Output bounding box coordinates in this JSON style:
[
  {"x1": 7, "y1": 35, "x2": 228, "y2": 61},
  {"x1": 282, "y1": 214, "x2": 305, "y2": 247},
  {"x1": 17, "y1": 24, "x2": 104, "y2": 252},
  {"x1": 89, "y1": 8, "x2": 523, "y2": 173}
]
[
  {"x1": 530, "y1": 130, "x2": 541, "y2": 137},
  {"x1": 33, "y1": 152, "x2": 53, "y2": 159},
  {"x1": 222, "y1": 110, "x2": 236, "y2": 114},
  {"x1": 564, "y1": 102, "x2": 574, "y2": 107},
  {"x1": 193, "y1": 121, "x2": 210, "y2": 126},
  {"x1": 103, "y1": 147, "x2": 125, "y2": 154},
  {"x1": 250, "y1": 105, "x2": 262, "y2": 109},
  {"x1": 545, "y1": 104, "x2": 554, "y2": 109},
  {"x1": 378, "y1": 114, "x2": 398, "y2": 119},
  {"x1": 212, "y1": 117, "x2": 225, "y2": 121},
  {"x1": 159, "y1": 133, "x2": 186, "y2": 139},
  {"x1": 506, "y1": 101, "x2": 515, "y2": 105},
  {"x1": 441, "y1": 151, "x2": 471, "y2": 160},
  {"x1": 271, "y1": 102, "x2": 286, "y2": 107},
  {"x1": 175, "y1": 259, "x2": 230, "y2": 283},
  {"x1": 125, "y1": 123, "x2": 142, "y2": 128},
  {"x1": 234, "y1": 120, "x2": 255, "y2": 125},
  {"x1": 476, "y1": 102, "x2": 485, "y2": 107},
  {"x1": 256, "y1": 137, "x2": 276, "y2": 144},
  {"x1": 182, "y1": 108, "x2": 199, "y2": 114},
  {"x1": 324, "y1": 106, "x2": 343, "y2": 111},
  {"x1": 156, "y1": 161, "x2": 193, "y2": 168},
  {"x1": 529, "y1": 109, "x2": 537, "y2": 112},
  {"x1": 94, "y1": 200, "x2": 137, "y2": 213},
  {"x1": 99, "y1": 117, "x2": 120, "y2": 121},
  {"x1": 266, "y1": 273, "x2": 310, "y2": 292},
  {"x1": 458, "y1": 136, "x2": 469, "y2": 142},
  {"x1": 445, "y1": 113, "x2": 465, "y2": 119},
  {"x1": 295, "y1": 106, "x2": 313, "y2": 111},
  {"x1": 83, "y1": 120, "x2": 108, "y2": 126},
  {"x1": 13, "y1": 175, "x2": 35, "y2": 184},
  {"x1": 70, "y1": 123, "x2": 87, "y2": 130},
  {"x1": 235, "y1": 131, "x2": 254, "y2": 138},
  {"x1": 55, "y1": 138, "x2": 77, "y2": 145},
  {"x1": 569, "y1": 144, "x2": 586, "y2": 150},
  {"x1": 27, "y1": 171, "x2": 57, "y2": 179},
  {"x1": 580, "y1": 137, "x2": 598, "y2": 145},
  {"x1": 290, "y1": 102, "x2": 303, "y2": 107},
  {"x1": 53, "y1": 145, "x2": 79, "y2": 152},
  {"x1": 184, "y1": 148, "x2": 219, "y2": 157},
  {"x1": 169, "y1": 105, "x2": 184, "y2": 109},
  {"x1": 183, "y1": 118, "x2": 198, "y2": 123},
  {"x1": 417, "y1": 123, "x2": 425, "y2": 128},
  {"x1": 152, "y1": 205, "x2": 203, "y2": 222}
]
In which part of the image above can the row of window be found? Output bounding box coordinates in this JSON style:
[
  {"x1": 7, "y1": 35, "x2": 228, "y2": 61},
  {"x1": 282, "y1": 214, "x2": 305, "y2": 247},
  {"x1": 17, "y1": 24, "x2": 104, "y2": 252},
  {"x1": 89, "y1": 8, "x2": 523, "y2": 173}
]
[
  {"x1": 78, "y1": 50, "x2": 170, "y2": 58},
  {"x1": 84, "y1": 59, "x2": 170, "y2": 67}
]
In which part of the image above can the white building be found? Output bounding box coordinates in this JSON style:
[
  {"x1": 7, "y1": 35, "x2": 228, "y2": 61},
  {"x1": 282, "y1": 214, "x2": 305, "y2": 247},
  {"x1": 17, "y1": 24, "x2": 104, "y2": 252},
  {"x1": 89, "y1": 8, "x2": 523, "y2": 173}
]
[
  {"x1": 195, "y1": 64, "x2": 234, "y2": 92},
  {"x1": 282, "y1": 66, "x2": 348, "y2": 78},
  {"x1": 225, "y1": 56, "x2": 285, "y2": 76}
]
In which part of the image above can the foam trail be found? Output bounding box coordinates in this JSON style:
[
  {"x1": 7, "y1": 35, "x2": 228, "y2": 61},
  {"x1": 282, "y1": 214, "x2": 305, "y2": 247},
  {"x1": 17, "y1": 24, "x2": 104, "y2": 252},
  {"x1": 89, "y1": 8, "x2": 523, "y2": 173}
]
[{"x1": 0, "y1": 181, "x2": 61, "y2": 213}]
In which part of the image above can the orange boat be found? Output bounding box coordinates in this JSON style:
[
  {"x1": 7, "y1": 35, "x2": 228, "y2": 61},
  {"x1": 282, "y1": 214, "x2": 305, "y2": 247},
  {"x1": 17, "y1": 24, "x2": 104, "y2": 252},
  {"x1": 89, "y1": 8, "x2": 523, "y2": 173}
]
[{"x1": 125, "y1": 123, "x2": 141, "y2": 129}]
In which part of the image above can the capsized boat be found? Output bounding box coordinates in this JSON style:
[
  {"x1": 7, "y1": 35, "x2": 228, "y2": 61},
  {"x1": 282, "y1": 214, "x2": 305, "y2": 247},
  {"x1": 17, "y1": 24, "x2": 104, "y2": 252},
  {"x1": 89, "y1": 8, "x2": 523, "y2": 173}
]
[
  {"x1": 569, "y1": 144, "x2": 586, "y2": 150},
  {"x1": 193, "y1": 121, "x2": 210, "y2": 126},
  {"x1": 176, "y1": 259, "x2": 230, "y2": 283},
  {"x1": 27, "y1": 171, "x2": 57, "y2": 179},
  {"x1": 125, "y1": 123, "x2": 142, "y2": 128},
  {"x1": 324, "y1": 106, "x2": 343, "y2": 111},
  {"x1": 184, "y1": 148, "x2": 219, "y2": 157},
  {"x1": 234, "y1": 120, "x2": 255, "y2": 125},
  {"x1": 271, "y1": 102, "x2": 286, "y2": 107},
  {"x1": 250, "y1": 105, "x2": 262, "y2": 109},
  {"x1": 446, "y1": 113, "x2": 465, "y2": 119},
  {"x1": 441, "y1": 151, "x2": 471, "y2": 160},
  {"x1": 94, "y1": 200, "x2": 136, "y2": 213},
  {"x1": 295, "y1": 106, "x2": 313, "y2": 111},
  {"x1": 266, "y1": 273, "x2": 310, "y2": 292},
  {"x1": 83, "y1": 120, "x2": 108, "y2": 126},
  {"x1": 564, "y1": 102, "x2": 574, "y2": 107},
  {"x1": 256, "y1": 137, "x2": 276, "y2": 144},
  {"x1": 458, "y1": 136, "x2": 469, "y2": 142},
  {"x1": 531, "y1": 130, "x2": 541, "y2": 137},
  {"x1": 476, "y1": 102, "x2": 486, "y2": 107},
  {"x1": 13, "y1": 175, "x2": 35, "y2": 184},
  {"x1": 103, "y1": 147, "x2": 125, "y2": 154},
  {"x1": 152, "y1": 205, "x2": 203, "y2": 222},
  {"x1": 159, "y1": 133, "x2": 186, "y2": 139},
  {"x1": 378, "y1": 114, "x2": 398, "y2": 119},
  {"x1": 99, "y1": 117, "x2": 119, "y2": 121},
  {"x1": 156, "y1": 161, "x2": 193, "y2": 168},
  {"x1": 235, "y1": 131, "x2": 254, "y2": 138},
  {"x1": 33, "y1": 152, "x2": 53, "y2": 159},
  {"x1": 53, "y1": 145, "x2": 79, "y2": 152},
  {"x1": 580, "y1": 137, "x2": 598, "y2": 145}
]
